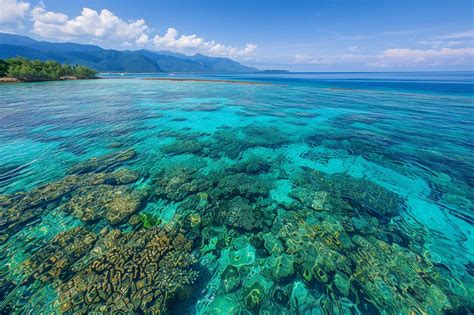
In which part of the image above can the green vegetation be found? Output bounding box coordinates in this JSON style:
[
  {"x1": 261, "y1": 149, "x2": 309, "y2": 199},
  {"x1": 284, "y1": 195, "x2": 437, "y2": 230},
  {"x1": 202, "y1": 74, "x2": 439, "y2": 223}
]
[{"x1": 0, "y1": 57, "x2": 97, "y2": 81}]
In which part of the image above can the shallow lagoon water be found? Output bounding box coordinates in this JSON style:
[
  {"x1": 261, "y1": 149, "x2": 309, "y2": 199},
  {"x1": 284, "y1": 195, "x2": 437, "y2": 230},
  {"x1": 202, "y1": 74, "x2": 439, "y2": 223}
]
[{"x1": 0, "y1": 73, "x2": 473, "y2": 314}]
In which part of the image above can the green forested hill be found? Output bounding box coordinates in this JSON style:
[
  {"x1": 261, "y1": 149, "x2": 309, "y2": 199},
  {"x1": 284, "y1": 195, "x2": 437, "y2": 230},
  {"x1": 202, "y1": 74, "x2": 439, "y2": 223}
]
[{"x1": 0, "y1": 57, "x2": 97, "y2": 81}]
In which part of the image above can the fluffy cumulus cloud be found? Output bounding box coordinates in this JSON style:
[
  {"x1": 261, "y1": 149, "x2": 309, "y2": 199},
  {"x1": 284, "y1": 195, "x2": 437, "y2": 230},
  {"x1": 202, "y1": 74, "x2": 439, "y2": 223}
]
[
  {"x1": 0, "y1": 0, "x2": 30, "y2": 23},
  {"x1": 153, "y1": 28, "x2": 257, "y2": 57},
  {"x1": 0, "y1": 0, "x2": 257, "y2": 58},
  {"x1": 371, "y1": 47, "x2": 474, "y2": 67},
  {"x1": 0, "y1": 0, "x2": 30, "y2": 32},
  {"x1": 203, "y1": 42, "x2": 257, "y2": 57},
  {"x1": 153, "y1": 28, "x2": 203, "y2": 49},
  {"x1": 31, "y1": 4, "x2": 149, "y2": 45}
]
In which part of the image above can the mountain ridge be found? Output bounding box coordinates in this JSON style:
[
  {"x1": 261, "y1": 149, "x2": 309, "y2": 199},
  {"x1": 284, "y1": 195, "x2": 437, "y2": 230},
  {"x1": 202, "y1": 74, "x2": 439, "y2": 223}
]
[{"x1": 0, "y1": 33, "x2": 259, "y2": 73}]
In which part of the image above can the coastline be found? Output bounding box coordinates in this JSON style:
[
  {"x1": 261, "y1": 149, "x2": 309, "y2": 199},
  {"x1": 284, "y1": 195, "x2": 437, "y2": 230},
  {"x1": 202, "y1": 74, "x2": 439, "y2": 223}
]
[
  {"x1": 0, "y1": 76, "x2": 99, "y2": 84},
  {"x1": 0, "y1": 76, "x2": 271, "y2": 85}
]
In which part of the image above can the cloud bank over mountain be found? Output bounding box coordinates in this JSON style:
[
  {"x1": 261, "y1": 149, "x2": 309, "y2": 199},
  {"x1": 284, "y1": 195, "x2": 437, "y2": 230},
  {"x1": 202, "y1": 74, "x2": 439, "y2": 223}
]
[{"x1": 1, "y1": 0, "x2": 257, "y2": 59}]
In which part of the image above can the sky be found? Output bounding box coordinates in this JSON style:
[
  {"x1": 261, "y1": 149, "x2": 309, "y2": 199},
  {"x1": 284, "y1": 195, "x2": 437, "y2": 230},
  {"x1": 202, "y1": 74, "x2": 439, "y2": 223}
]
[{"x1": 1, "y1": 0, "x2": 473, "y2": 71}]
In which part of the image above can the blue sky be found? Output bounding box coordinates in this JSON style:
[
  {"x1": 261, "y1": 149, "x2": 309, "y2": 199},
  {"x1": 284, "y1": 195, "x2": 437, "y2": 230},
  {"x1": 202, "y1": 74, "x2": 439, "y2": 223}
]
[{"x1": 1, "y1": 0, "x2": 473, "y2": 71}]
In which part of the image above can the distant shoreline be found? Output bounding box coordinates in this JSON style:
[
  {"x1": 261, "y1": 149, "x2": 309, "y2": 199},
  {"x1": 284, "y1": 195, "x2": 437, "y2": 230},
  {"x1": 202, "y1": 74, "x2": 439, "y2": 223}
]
[
  {"x1": 0, "y1": 76, "x2": 271, "y2": 85},
  {"x1": 0, "y1": 76, "x2": 99, "y2": 84}
]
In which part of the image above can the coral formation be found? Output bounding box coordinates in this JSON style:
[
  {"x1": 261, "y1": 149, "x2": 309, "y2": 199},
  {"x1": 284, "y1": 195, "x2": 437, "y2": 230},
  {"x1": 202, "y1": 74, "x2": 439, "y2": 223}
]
[
  {"x1": 0, "y1": 167, "x2": 141, "y2": 243},
  {"x1": 23, "y1": 227, "x2": 97, "y2": 282},
  {"x1": 1, "y1": 126, "x2": 472, "y2": 314},
  {"x1": 161, "y1": 140, "x2": 205, "y2": 155},
  {"x1": 58, "y1": 225, "x2": 198, "y2": 313}
]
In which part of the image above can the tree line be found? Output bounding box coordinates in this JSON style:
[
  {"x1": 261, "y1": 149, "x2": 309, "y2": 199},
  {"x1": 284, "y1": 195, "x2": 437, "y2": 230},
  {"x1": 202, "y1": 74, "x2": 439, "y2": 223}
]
[{"x1": 0, "y1": 57, "x2": 98, "y2": 81}]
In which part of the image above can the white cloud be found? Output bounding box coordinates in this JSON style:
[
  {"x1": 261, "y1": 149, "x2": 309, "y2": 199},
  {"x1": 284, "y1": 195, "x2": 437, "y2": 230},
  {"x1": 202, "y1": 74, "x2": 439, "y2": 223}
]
[
  {"x1": 136, "y1": 33, "x2": 149, "y2": 45},
  {"x1": 371, "y1": 47, "x2": 474, "y2": 67},
  {"x1": 293, "y1": 53, "x2": 372, "y2": 66},
  {"x1": 0, "y1": 0, "x2": 30, "y2": 23},
  {"x1": 153, "y1": 28, "x2": 204, "y2": 49},
  {"x1": 419, "y1": 40, "x2": 466, "y2": 48},
  {"x1": 348, "y1": 46, "x2": 359, "y2": 52},
  {"x1": 31, "y1": 4, "x2": 149, "y2": 45},
  {"x1": 204, "y1": 42, "x2": 257, "y2": 57},
  {"x1": 442, "y1": 30, "x2": 474, "y2": 39},
  {"x1": 5, "y1": 2, "x2": 257, "y2": 58},
  {"x1": 153, "y1": 27, "x2": 257, "y2": 57},
  {"x1": 243, "y1": 43, "x2": 258, "y2": 55}
]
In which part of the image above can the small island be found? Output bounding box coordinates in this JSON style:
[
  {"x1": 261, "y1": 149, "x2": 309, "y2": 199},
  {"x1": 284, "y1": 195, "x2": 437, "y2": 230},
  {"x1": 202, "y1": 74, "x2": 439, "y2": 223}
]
[{"x1": 0, "y1": 57, "x2": 98, "y2": 83}]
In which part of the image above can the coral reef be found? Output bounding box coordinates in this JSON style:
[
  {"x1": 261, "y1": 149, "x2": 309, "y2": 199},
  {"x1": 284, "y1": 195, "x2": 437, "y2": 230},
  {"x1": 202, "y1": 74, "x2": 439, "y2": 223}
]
[
  {"x1": 23, "y1": 227, "x2": 97, "y2": 282},
  {"x1": 161, "y1": 140, "x2": 205, "y2": 155},
  {"x1": 14, "y1": 222, "x2": 198, "y2": 314},
  {"x1": 0, "y1": 167, "x2": 141, "y2": 243},
  {"x1": 216, "y1": 173, "x2": 272, "y2": 200},
  {"x1": 153, "y1": 166, "x2": 204, "y2": 201},
  {"x1": 185, "y1": 151, "x2": 472, "y2": 314},
  {"x1": 207, "y1": 125, "x2": 288, "y2": 159},
  {"x1": 1, "y1": 126, "x2": 472, "y2": 315},
  {"x1": 58, "y1": 225, "x2": 198, "y2": 313},
  {"x1": 216, "y1": 196, "x2": 264, "y2": 231}
]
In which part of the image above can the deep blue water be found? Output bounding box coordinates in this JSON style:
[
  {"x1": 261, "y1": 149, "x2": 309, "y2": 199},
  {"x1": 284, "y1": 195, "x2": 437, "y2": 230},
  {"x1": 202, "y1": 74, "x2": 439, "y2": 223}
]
[{"x1": 0, "y1": 72, "x2": 473, "y2": 314}]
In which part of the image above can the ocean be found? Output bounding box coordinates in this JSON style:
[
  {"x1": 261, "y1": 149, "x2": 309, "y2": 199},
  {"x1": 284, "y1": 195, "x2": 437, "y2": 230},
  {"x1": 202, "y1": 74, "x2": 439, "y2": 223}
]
[{"x1": 0, "y1": 72, "x2": 473, "y2": 313}]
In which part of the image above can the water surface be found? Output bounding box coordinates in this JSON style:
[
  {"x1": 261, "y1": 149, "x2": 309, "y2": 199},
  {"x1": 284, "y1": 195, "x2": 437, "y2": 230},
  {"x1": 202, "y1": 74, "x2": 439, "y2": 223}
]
[{"x1": 0, "y1": 72, "x2": 473, "y2": 314}]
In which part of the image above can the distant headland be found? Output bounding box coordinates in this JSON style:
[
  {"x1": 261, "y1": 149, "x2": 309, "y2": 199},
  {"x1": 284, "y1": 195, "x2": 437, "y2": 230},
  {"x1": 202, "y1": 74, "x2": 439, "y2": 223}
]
[{"x1": 0, "y1": 57, "x2": 97, "y2": 83}]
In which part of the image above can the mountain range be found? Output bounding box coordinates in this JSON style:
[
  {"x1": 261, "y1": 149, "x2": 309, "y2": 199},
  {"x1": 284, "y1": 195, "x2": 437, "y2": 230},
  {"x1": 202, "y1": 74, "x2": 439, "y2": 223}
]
[{"x1": 0, "y1": 33, "x2": 259, "y2": 73}]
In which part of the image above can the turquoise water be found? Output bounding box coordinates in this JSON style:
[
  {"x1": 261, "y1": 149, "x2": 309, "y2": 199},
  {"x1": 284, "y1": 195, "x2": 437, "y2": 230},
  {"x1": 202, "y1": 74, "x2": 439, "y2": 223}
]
[{"x1": 0, "y1": 73, "x2": 473, "y2": 314}]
